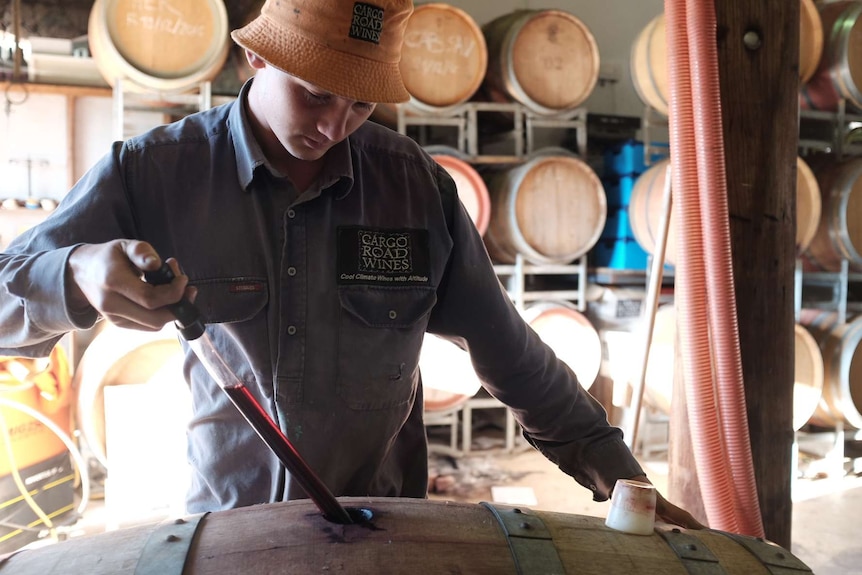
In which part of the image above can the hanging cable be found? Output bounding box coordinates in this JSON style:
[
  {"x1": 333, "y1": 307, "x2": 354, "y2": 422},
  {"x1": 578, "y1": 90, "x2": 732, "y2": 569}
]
[
  {"x1": 0, "y1": 350, "x2": 90, "y2": 546},
  {"x1": 0, "y1": 406, "x2": 56, "y2": 538},
  {"x1": 11, "y1": 0, "x2": 23, "y2": 81},
  {"x1": 0, "y1": 398, "x2": 91, "y2": 523}
]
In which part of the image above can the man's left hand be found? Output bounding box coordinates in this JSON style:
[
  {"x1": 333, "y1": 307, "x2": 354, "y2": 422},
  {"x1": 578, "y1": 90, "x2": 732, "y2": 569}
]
[{"x1": 628, "y1": 474, "x2": 706, "y2": 530}]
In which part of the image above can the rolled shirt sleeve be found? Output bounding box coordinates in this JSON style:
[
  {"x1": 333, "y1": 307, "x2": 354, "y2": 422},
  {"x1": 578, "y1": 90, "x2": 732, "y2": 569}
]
[{"x1": 0, "y1": 143, "x2": 134, "y2": 355}]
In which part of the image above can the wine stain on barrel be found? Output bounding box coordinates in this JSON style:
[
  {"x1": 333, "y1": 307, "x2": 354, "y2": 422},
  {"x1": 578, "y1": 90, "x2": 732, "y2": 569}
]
[{"x1": 321, "y1": 507, "x2": 382, "y2": 543}]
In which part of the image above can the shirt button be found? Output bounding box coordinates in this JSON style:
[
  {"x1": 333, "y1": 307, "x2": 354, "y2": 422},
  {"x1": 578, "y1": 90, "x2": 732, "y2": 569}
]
[
  {"x1": 287, "y1": 325, "x2": 297, "y2": 335},
  {"x1": 287, "y1": 267, "x2": 297, "y2": 276},
  {"x1": 287, "y1": 209, "x2": 296, "y2": 219},
  {"x1": 388, "y1": 310, "x2": 397, "y2": 320}
]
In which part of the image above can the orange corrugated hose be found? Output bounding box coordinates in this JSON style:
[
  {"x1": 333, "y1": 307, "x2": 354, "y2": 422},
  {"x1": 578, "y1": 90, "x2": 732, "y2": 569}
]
[
  {"x1": 665, "y1": 0, "x2": 740, "y2": 533},
  {"x1": 685, "y1": 0, "x2": 765, "y2": 538},
  {"x1": 664, "y1": 0, "x2": 764, "y2": 537}
]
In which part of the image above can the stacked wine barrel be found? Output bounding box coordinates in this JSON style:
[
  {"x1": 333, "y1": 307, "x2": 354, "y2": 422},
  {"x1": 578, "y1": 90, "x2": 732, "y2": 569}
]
[
  {"x1": 624, "y1": 1, "x2": 862, "y2": 432},
  {"x1": 381, "y1": 4, "x2": 600, "y2": 117},
  {"x1": 88, "y1": 0, "x2": 230, "y2": 93},
  {"x1": 632, "y1": 0, "x2": 825, "y2": 115},
  {"x1": 395, "y1": 6, "x2": 607, "y2": 411}
]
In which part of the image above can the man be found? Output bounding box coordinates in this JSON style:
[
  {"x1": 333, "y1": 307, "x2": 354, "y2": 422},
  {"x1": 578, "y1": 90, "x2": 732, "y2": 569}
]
[{"x1": 0, "y1": 0, "x2": 702, "y2": 528}]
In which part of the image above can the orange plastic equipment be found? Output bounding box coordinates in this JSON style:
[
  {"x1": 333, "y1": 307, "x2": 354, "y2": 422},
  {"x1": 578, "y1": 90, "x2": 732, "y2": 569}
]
[{"x1": 0, "y1": 345, "x2": 72, "y2": 476}]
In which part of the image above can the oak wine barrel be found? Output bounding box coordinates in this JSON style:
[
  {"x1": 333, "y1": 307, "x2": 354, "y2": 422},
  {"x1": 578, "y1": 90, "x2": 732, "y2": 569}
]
[
  {"x1": 428, "y1": 146, "x2": 491, "y2": 236},
  {"x1": 799, "y1": 310, "x2": 862, "y2": 429},
  {"x1": 798, "y1": 309, "x2": 842, "y2": 427},
  {"x1": 483, "y1": 154, "x2": 606, "y2": 265},
  {"x1": 642, "y1": 304, "x2": 675, "y2": 415},
  {"x1": 804, "y1": 155, "x2": 862, "y2": 272},
  {"x1": 630, "y1": 157, "x2": 822, "y2": 265},
  {"x1": 797, "y1": 155, "x2": 822, "y2": 254},
  {"x1": 481, "y1": 9, "x2": 600, "y2": 115},
  {"x1": 800, "y1": 0, "x2": 862, "y2": 112},
  {"x1": 644, "y1": 306, "x2": 824, "y2": 431},
  {"x1": 419, "y1": 334, "x2": 482, "y2": 413},
  {"x1": 0, "y1": 497, "x2": 812, "y2": 574},
  {"x1": 793, "y1": 322, "x2": 827, "y2": 431},
  {"x1": 371, "y1": 3, "x2": 487, "y2": 126},
  {"x1": 401, "y1": 3, "x2": 487, "y2": 110},
  {"x1": 635, "y1": 1, "x2": 821, "y2": 115},
  {"x1": 72, "y1": 324, "x2": 184, "y2": 469},
  {"x1": 627, "y1": 158, "x2": 677, "y2": 266},
  {"x1": 799, "y1": 0, "x2": 824, "y2": 85},
  {"x1": 522, "y1": 301, "x2": 602, "y2": 390},
  {"x1": 630, "y1": 13, "x2": 668, "y2": 116},
  {"x1": 88, "y1": 0, "x2": 230, "y2": 93}
]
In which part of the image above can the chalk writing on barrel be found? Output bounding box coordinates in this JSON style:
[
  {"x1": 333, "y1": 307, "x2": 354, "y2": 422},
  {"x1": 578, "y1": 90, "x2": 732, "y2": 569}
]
[
  {"x1": 125, "y1": 0, "x2": 206, "y2": 38},
  {"x1": 404, "y1": 31, "x2": 477, "y2": 59}
]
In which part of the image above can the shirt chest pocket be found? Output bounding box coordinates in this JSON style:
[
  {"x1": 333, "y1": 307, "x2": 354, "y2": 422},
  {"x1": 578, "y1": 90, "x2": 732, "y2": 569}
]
[
  {"x1": 337, "y1": 287, "x2": 437, "y2": 410},
  {"x1": 182, "y1": 278, "x2": 270, "y2": 396},
  {"x1": 188, "y1": 278, "x2": 269, "y2": 324}
]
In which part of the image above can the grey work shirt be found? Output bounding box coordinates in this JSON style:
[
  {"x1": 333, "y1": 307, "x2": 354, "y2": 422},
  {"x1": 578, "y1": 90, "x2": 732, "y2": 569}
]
[{"x1": 0, "y1": 80, "x2": 643, "y2": 512}]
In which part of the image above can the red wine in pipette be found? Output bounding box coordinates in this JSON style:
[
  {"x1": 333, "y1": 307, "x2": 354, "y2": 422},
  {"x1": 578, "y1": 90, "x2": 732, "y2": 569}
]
[
  {"x1": 219, "y1": 382, "x2": 353, "y2": 523},
  {"x1": 183, "y1": 314, "x2": 354, "y2": 525},
  {"x1": 143, "y1": 260, "x2": 353, "y2": 524}
]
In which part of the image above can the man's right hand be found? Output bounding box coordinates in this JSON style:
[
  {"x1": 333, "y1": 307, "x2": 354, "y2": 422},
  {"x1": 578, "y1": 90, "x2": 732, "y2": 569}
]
[{"x1": 66, "y1": 239, "x2": 194, "y2": 331}]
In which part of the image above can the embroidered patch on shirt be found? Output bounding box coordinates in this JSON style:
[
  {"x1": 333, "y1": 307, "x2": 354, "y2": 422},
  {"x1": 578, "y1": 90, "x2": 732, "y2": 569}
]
[
  {"x1": 337, "y1": 227, "x2": 431, "y2": 285},
  {"x1": 350, "y1": 3, "x2": 384, "y2": 44}
]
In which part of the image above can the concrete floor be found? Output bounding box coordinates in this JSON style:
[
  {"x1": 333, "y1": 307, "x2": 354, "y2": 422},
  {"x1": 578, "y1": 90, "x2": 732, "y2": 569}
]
[{"x1": 790, "y1": 474, "x2": 862, "y2": 575}]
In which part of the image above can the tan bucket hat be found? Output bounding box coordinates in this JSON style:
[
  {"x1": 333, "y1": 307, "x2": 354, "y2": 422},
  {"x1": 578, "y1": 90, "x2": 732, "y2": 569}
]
[{"x1": 231, "y1": 0, "x2": 413, "y2": 103}]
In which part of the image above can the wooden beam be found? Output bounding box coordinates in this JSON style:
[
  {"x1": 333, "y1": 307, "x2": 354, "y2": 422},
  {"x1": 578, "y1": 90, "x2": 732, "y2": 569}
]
[
  {"x1": 717, "y1": 0, "x2": 798, "y2": 548},
  {"x1": 0, "y1": 81, "x2": 112, "y2": 99},
  {"x1": 66, "y1": 95, "x2": 76, "y2": 189},
  {"x1": 668, "y1": 0, "x2": 798, "y2": 549}
]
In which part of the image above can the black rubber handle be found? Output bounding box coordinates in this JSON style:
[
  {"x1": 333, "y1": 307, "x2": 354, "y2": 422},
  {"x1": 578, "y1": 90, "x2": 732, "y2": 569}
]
[{"x1": 143, "y1": 262, "x2": 205, "y2": 341}]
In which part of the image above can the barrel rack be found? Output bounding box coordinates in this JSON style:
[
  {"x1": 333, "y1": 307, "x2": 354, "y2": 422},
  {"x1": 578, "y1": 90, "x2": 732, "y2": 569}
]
[
  {"x1": 796, "y1": 258, "x2": 862, "y2": 325},
  {"x1": 426, "y1": 255, "x2": 589, "y2": 456},
  {"x1": 111, "y1": 78, "x2": 234, "y2": 141},
  {"x1": 794, "y1": 257, "x2": 862, "y2": 489},
  {"x1": 798, "y1": 98, "x2": 862, "y2": 160},
  {"x1": 453, "y1": 255, "x2": 589, "y2": 454},
  {"x1": 398, "y1": 100, "x2": 596, "y2": 454},
  {"x1": 395, "y1": 100, "x2": 588, "y2": 162},
  {"x1": 636, "y1": 99, "x2": 862, "y2": 482},
  {"x1": 640, "y1": 104, "x2": 670, "y2": 169},
  {"x1": 795, "y1": 97, "x2": 862, "y2": 487}
]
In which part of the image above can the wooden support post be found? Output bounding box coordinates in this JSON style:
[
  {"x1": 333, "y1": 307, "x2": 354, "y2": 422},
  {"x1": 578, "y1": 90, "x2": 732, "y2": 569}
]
[
  {"x1": 66, "y1": 95, "x2": 77, "y2": 190},
  {"x1": 668, "y1": 0, "x2": 798, "y2": 548}
]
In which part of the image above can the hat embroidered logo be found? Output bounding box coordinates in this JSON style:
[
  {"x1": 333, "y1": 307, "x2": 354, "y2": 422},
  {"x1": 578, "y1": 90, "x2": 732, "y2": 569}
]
[{"x1": 351, "y1": 3, "x2": 385, "y2": 44}]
